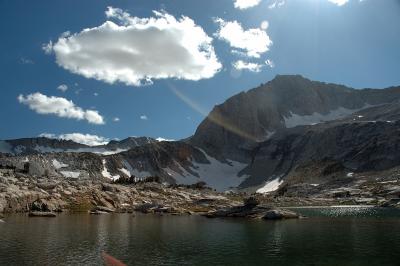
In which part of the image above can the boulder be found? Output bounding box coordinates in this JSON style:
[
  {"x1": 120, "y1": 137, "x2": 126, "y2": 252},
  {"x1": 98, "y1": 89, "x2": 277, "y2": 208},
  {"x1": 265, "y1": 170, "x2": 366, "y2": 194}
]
[
  {"x1": 30, "y1": 200, "x2": 51, "y2": 212},
  {"x1": 37, "y1": 182, "x2": 57, "y2": 190},
  {"x1": 243, "y1": 196, "x2": 260, "y2": 207}
]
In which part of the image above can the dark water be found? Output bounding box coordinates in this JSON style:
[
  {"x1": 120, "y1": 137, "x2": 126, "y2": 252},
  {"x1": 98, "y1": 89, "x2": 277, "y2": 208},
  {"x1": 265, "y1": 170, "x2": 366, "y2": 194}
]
[{"x1": 1, "y1": 207, "x2": 400, "y2": 266}]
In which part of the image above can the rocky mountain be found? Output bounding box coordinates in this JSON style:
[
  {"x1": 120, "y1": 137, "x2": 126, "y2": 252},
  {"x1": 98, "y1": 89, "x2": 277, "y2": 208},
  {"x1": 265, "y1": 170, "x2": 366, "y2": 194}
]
[
  {"x1": 190, "y1": 75, "x2": 400, "y2": 162},
  {"x1": 0, "y1": 136, "x2": 156, "y2": 156},
  {"x1": 240, "y1": 108, "x2": 400, "y2": 190},
  {"x1": 1, "y1": 75, "x2": 400, "y2": 194}
]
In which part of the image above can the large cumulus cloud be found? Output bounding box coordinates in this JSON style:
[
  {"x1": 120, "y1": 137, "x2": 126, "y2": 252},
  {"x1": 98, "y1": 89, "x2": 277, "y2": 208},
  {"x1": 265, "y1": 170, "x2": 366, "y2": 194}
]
[{"x1": 44, "y1": 7, "x2": 222, "y2": 86}]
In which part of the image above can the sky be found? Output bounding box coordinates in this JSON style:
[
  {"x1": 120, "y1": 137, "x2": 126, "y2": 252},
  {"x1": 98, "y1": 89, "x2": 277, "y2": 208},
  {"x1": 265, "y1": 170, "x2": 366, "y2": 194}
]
[{"x1": 0, "y1": 0, "x2": 399, "y2": 145}]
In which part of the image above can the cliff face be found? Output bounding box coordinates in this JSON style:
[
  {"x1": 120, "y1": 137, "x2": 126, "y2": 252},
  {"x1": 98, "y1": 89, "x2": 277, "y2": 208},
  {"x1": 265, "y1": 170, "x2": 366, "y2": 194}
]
[{"x1": 190, "y1": 75, "x2": 400, "y2": 162}]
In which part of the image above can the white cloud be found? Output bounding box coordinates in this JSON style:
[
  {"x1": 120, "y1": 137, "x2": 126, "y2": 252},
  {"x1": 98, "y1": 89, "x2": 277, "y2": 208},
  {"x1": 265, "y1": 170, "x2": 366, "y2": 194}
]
[
  {"x1": 94, "y1": 92, "x2": 99, "y2": 96},
  {"x1": 214, "y1": 18, "x2": 272, "y2": 58},
  {"x1": 260, "y1": 21, "x2": 269, "y2": 30},
  {"x1": 328, "y1": 0, "x2": 349, "y2": 6},
  {"x1": 39, "y1": 133, "x2": 109, "y2": 146},
  {"x1": 234, "y1": 0, "x2": 262, "y2": 9},
  {"x1": 156, "y1": 137, "x2": 174, "y2": 142},
  {"x1": 113, "y1": 117, "x2": 120, "y2": 122},
  {"x1": 44, "y1": 7, "x2": 221, "y2": 86},
  {"x1": 327, "y1": 0, "x2": 365, "y2": 6},
  {"x1": 18, "y1": 92, "x2": 105, "y2": 125},
  {"x1": 232, "y1": 60, "x2": 263, "y2": 72},
  {"x1": 140, "y1": 115, "x2": 148, "y2": 120},
  {"x1": 57, "y1": 84, "x2": 68, "y2": 92},
  {"x1": 268, "y1": 0, "x2": 285, "y2": 9},
  {"x1": 265, "y1": 59, "x2": 275, "y2": 68}
]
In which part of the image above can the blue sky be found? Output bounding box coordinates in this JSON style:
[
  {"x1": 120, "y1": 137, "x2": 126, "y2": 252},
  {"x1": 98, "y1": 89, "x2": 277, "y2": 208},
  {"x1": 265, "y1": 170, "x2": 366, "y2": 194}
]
[{"x1": 0, "y1": 0, "x2": 399, "y2": 144}]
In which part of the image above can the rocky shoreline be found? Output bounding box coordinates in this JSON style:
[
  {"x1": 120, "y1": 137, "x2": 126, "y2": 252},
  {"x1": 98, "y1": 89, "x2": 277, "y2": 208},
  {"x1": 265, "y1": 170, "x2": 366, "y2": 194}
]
[{"x1": 1, "y1": 168, "x2": 399, "y2": 220}]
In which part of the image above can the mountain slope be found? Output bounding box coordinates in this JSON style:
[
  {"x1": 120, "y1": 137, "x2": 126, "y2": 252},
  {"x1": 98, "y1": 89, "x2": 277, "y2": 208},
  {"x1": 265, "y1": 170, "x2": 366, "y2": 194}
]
[
  {"x1": 190, "y1": 75, "x2": 400, "y2": 162},
  {"x1": 0, "y1": 136, "x2": 157, "y2": 155}
]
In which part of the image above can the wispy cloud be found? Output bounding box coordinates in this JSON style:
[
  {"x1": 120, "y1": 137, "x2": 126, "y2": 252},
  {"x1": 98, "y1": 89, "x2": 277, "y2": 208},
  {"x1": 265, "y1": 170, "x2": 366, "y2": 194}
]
[
  {"x1": 20, "y1": 57, "x2": 34, "y2": 64},
  {"x1": 140, "y1": 115, "x2": 148, "y2": 120},
  {"x1": 268, "y1": 0, "x2": 285, "y2": 9},
  {"x1": 44, "y1": 7, "x2": 221, "y2": 86},
  {"x1": 113, "y1": 117, "x2": 120, "y2": 122},
  {"x1": 265, "y1": 59, "x2": 275, "y2": 68},
  {"x1": 232, "y1": 60, "x2": 263, "y2": 72},
  {"x1": 57, "y1": 84, "x2": 68, "y2": 92},
  {"x1": 18, "y1": 92, "x2": 105, "y2": 125}
]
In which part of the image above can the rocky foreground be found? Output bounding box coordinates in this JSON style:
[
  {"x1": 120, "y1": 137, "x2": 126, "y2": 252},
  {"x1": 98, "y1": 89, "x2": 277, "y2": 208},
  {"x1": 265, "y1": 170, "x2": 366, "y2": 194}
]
[
  {"x1": 0, "y1": 169, "x2": 240, "y2": 215},
  {"x1": 1, "y1": 165, "x2": 400, "y2": 219}
]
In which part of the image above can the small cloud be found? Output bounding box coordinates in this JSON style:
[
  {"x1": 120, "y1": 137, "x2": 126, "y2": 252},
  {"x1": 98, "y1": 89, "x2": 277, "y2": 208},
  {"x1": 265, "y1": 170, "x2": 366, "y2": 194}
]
[
  {"x1": 214, "y1": 18, "x2": 272, "y2": 58},
  {"x1": 39, "y1": 133, "x2": 109, "y2": 146},
  {"x1": 327, "y1": 0, "x2": 349, "y2": 6},
  {"x1": 260, "y1": 21, "x2": 269, "y2": 30},
  {"x1": 42, "y1": 41, "x2": 53, "y2": 54},
  {"x1": 268, "y1": 0, "x2": 285, "y2": 9},
  {"x1": 57, "y1": 84, "x2": 68, "y2": 92},
  {"x1": 140, "y1": 115, "x2": 148, "y2": 120},
  {"x1": 94, "y1": 92, "x2": 99, "y2": 96},
  {"x1": 233, "y1": 60, "x2": 263, "y2": 72},
  {"x1": 156, "y1": 137, "x2": 174, "y2": 142},
  {"x1": 233, "y1": 0, "x2": 262, "y2": 9},
  {"x1": 113, "y1": 117, "x2": 120, "y2": 122},
  {"x1": 18, "y1": 92, "x2": 105, "y2": 125},
  {"x1": 265, "y1": 59, "x2": 275, "y2": 68},
  {"x1": 20, "y1": 57, "x2": 34, "y2": 64}
]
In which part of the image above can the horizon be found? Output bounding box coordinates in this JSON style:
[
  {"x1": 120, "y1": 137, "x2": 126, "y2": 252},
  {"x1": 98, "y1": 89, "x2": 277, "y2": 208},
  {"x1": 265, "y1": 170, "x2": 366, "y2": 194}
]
[{"x1": 1, "y1": 0, "x2": 400, "y2": 144}]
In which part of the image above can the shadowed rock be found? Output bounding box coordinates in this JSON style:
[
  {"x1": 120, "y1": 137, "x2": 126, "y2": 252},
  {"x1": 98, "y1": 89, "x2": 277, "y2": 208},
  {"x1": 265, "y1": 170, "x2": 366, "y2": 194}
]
[{"x1": 262, "y1": 209, "x2": 299, "y2": 220}]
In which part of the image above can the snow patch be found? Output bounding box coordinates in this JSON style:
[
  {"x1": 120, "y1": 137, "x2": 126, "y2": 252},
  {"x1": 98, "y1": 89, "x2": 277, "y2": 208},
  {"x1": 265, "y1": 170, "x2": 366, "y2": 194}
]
[
  {"x1": 119, "y1": 168, "x2": 131, "y2": 177},
  {"x1": 60, "y1": 171, "x2": 80, "y2": 178},
  {"x1": 284, "y1": 107, "x2": 360, "y2": 128},
  {"x1": 102, "y1": 159, "x2": 120, "y2": 181},
  {"x1": 347, "y1": 172, "x2": 354, "y2": 177},
  {"x1": 256, "y1": 177, "x2": 283, "y2": 194},
  {"x1": 52, "y1": 159, "x2": 68, "y2": 169},
  {"x1": 122, "y1": 160, "x2": 152, "y2": 181},
  {"x1": 164, "y1": 149, "x2": 249, "y2": 191}
]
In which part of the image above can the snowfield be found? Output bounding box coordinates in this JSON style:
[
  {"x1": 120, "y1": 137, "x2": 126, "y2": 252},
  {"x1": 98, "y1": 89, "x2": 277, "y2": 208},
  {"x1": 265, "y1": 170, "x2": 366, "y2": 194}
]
[{"x1": 256, "y1": 177, "x2": 283, "y2": 194}]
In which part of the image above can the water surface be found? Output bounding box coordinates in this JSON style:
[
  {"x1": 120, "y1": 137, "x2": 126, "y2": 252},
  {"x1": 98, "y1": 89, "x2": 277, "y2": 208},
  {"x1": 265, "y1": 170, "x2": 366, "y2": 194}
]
[{"x1": 1, "y1": 207, "x2": 399, "y2": 266}]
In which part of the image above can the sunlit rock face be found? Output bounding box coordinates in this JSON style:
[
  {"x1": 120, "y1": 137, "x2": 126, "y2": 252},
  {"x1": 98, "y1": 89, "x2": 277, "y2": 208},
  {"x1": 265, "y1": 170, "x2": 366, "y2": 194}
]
[{"x1": 190, "y1": 75, "x2": 400, "y2": 162}]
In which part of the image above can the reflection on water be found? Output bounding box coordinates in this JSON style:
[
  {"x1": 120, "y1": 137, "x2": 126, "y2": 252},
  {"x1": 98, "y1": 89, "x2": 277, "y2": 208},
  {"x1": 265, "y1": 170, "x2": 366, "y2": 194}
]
[{"x1": 0, "y1": 208, "x2": 400, "y2": 266}]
